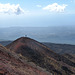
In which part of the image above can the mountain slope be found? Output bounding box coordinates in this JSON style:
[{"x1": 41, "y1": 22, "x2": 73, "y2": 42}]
[
  {"x1": 0, "y1": 44, "x2": 51, "y2": 75},
  {"x1": 43, "y1": 42, "x2": 75, "y2": 54},
  {"x1": 6, "y1": 37, "x2": 75, "y2": 75},
  {"x1": 62, "y1": 53, "x2": 75, "y2": 63}
]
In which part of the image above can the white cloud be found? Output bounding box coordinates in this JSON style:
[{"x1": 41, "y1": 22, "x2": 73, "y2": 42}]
[
  {"x1": 36, "y1": 5, "x2": 42, "y2": 8},
  {"x1": 43, "y1": 3, "x2": 68, "y2": 13},
  {"x1": 0, "y1": 3, "x2": 25, "y2": 15}
]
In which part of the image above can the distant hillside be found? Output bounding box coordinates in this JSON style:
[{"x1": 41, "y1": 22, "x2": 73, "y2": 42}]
[
  {"x1": 0, "y1": 41, "x2": 12, "y2": 46},
  {"x1": 43, "y1": 43, "x2": 75, "y2": 54},
  {"x1": 6, "y1": 37, "x2": 75, "y2": 75}
]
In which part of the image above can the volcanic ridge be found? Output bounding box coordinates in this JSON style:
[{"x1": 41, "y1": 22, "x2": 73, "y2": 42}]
[
  {"x1": 5, "y1": 37, "x2": 75, "y2": 75},
  {"x1": 0, "y1": 37, "x2": 75, "y2": 75}
]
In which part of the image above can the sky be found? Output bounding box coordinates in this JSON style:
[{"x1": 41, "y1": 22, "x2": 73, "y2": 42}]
[{"x1": 0, "y1": 0, "x2": 75, "y2": 27}]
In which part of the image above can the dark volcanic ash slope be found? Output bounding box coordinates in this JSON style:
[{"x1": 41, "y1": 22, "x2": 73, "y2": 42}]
[
  {"x1": 43, "y1": 43, "x2": 75, "y2": 54},
  {"x1": 6, "y1": 37, "x2": 75, "y2": 75},
  {"x1": 0, "y1": 44, "x2": 51, "y2": 75},
  {"x1": 62, "y1": 53, "x2": 75, "y2": 63}
]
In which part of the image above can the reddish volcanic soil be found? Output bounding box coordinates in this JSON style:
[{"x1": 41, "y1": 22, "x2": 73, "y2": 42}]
[
  {"x1": 6, "y1": 37, "x2": 75, "y2": 75},
  {"x1": 0, "y1": 44, "x2": 51, "y2": 75}
]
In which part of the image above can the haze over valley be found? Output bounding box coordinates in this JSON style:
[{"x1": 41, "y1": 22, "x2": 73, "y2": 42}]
[{"x1": 0, "y1": 26, "x2": 75, "y2": 45}]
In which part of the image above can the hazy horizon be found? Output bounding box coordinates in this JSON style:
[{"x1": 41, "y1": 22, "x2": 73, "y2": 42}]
[{"x1": 0, "y1": 26, "x2": 75, "y2": 45}]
